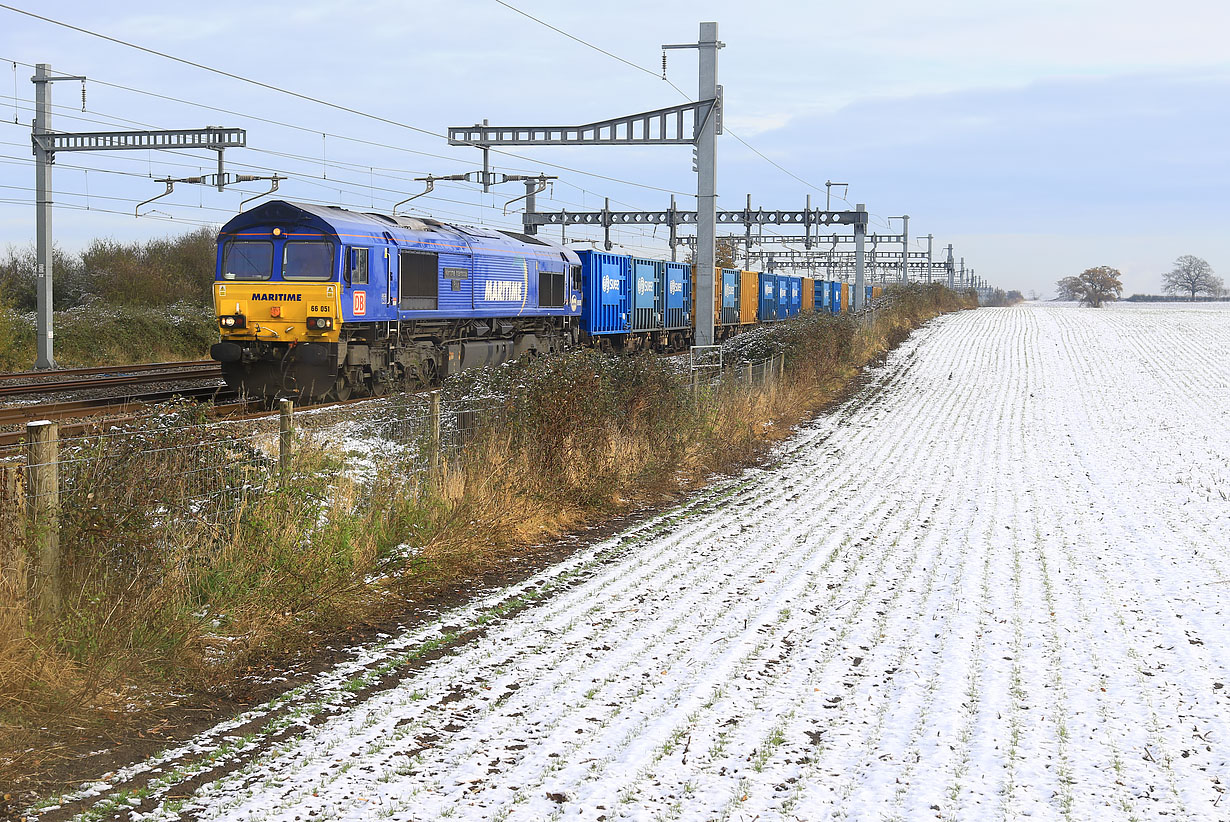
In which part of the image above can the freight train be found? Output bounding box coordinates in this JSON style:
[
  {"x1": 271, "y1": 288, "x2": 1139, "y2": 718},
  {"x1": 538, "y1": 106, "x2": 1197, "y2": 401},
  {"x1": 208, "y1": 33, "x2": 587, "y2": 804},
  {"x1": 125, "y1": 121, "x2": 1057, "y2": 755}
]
[{"x1": 209, "y1": 200, "x2": 879, "y2": 401}]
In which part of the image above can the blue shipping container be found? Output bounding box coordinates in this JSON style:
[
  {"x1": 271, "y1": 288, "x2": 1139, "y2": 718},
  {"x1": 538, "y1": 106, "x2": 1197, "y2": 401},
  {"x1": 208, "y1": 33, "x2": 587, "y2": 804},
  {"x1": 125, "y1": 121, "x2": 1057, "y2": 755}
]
[
  {"x1": 829, "y1": 281, "x2": 842, "y2": 315},
  {"x1": 788, "y1": 277, "x2": 802, "y2": 317},
  {"x1": 776, "y1": 275, "x2": 789, "y2": 319},
  {"x1": 758, "y1": 273, "x2": 777, "y2": 322},
  {"x1": 865, "y1": 285, "x2": 873, "y2": 304},
  {"x1": 630, "y1": 257, "x2": 662, "y2": 331},
  {"x1": 721, "y1": 268, "x2": 741, "y2": 325},
  {"x1": 663, "y1": 261, "x2": 690, "y2": 329},
  {"x1": 577, "y1": 249, "x2": 630, "y2": 335},
  {"x1": 818, "y1": 279, "x2": 830, "y2": 310}
]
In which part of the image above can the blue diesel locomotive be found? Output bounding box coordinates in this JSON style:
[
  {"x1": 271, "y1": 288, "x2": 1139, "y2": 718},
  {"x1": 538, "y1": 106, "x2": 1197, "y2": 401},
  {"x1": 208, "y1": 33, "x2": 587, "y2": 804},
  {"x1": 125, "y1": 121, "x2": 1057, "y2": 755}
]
[{"x1": 210, "y1": 200, "x2": 583, "y2": 400}]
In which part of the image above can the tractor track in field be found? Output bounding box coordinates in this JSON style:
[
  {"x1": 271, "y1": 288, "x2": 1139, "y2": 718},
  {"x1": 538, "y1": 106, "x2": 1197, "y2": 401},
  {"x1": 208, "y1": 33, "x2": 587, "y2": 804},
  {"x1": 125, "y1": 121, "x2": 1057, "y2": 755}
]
[{"x1": 25, "y1": 302, "x2": 1230, "y2": 821}]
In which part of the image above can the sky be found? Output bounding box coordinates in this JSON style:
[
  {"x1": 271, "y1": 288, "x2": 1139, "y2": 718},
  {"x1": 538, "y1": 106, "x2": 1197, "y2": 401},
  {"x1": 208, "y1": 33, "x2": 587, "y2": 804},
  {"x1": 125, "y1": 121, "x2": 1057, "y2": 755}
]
[{"x1": 2, "y1": 0, "x2": 1229, "y2": 297}]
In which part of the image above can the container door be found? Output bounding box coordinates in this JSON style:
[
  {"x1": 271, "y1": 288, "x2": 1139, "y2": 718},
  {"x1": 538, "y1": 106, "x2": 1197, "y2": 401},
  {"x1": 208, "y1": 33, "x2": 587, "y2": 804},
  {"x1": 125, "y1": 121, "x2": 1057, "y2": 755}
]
[
  {"x1": 722, "y1": 269, "x2": 738, "y2": 324},
  {"x1": 664, "y1": 262, "x2": 687, "y2": 329}
]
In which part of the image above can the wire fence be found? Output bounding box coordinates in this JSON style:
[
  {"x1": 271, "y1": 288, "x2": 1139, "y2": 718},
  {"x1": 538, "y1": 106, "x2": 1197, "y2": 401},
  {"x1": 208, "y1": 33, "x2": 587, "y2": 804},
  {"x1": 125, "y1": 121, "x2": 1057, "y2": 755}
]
[{"x1": 2, "y1": 346, "x2": 788, "y2": 623}]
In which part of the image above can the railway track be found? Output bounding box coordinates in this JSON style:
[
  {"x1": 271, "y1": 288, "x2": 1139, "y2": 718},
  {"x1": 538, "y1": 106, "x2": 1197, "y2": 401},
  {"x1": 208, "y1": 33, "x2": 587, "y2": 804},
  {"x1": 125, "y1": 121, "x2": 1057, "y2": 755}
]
[
  {"x1": 0, "y1": 385, "x2": 243, "y2": 448},
  {"x1": 0, "y1": 360, "x2": 222, "y2": 398}
]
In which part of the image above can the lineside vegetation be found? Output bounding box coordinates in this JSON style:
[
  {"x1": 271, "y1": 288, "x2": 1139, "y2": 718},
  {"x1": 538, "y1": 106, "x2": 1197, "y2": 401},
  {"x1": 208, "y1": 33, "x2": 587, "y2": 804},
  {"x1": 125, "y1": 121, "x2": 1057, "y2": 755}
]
[{"x1": 0, "y1": 229, "x2": 217, "y2": 369}]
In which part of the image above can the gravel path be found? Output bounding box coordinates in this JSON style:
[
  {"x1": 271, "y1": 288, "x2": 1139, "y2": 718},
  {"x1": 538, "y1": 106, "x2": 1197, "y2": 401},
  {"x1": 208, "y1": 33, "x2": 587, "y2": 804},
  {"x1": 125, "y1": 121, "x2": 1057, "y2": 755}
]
[{"x1": 39, "y1": 302, "x2": 1230, "y2": 821}]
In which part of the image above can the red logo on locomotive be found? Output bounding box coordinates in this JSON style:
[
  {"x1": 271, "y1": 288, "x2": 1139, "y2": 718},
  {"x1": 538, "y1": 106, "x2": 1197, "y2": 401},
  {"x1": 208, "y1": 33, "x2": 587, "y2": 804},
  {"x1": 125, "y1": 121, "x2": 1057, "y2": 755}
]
[{"x1": 353, "y1": 290, "x2": 366, "y2": 316}]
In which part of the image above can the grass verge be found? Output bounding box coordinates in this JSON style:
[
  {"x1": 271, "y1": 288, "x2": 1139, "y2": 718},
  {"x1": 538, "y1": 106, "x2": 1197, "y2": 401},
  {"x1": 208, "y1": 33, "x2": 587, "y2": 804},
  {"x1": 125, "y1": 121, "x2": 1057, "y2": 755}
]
[{"x1": 0, "y1": 301, "x2": 216, "y2": 371}]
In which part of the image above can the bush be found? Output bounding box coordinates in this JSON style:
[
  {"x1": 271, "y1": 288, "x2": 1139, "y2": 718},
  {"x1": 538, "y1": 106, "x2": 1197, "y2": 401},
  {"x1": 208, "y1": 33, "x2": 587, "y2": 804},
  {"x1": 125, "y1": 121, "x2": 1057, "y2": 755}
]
[{"x1": 0, "y1": 227, "x2": 217, "y2": 315}]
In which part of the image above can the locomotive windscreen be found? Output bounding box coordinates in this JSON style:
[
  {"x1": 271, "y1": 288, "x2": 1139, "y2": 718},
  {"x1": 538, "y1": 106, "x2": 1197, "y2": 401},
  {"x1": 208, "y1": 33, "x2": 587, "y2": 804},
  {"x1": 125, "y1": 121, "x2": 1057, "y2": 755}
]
[
  {"x1": 222, "y1": 240, "x2": 273, "y2": 280},
  {"x1": 282, "y1": 242, "x2": 335, "y2": 281}
]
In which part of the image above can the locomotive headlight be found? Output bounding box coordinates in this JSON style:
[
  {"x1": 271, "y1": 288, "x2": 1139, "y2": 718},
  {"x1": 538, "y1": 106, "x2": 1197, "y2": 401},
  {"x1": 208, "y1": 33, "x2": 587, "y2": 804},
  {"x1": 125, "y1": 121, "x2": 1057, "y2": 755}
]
[
  {"x1": 221, "y1": 316, "x2": 234, "y2": 327},
  {"x1": 307, "y1": 316, "x2": 333, "y2": 331},
  {"x1": 219, "y1": 313, "x2": 246, "y2": 329}
]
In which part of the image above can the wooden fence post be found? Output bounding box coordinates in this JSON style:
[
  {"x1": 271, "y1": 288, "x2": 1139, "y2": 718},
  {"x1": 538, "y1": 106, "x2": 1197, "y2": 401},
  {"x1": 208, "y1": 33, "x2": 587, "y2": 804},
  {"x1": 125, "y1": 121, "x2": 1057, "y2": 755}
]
[
  {"x1": 278, "y1": 399, "x2": 294, "y2": 478},
  {"x1": 745, "y1": 362, "x2": 753, "y2": 387},
  {"x1": 778, "y1": 353, "x2": 786, "y2": 382},
  {"x1": 26, "y1": 420, "x2": 59, "y2": 623},
  {"x1": 429, "y1": 391, "x2": 442, "y2": 473}
]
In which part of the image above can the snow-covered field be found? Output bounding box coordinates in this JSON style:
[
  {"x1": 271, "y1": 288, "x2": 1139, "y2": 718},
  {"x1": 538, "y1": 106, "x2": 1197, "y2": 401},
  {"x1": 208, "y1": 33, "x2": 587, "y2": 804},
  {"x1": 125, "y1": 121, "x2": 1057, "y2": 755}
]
[{"x1": 43, "y1": 302, "x2": 1230, "y2": 821}]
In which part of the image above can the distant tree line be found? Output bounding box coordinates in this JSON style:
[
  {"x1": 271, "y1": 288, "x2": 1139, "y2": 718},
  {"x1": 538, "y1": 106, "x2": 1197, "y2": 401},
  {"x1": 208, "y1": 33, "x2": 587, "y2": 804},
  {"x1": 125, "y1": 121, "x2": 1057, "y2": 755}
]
[
  {"x1": 979, "y1": 289, "x2": 1024, "y2": 307},
  {"x1": 0, "y1": 226, "x2": 217, "y2": 312},
  {"x1": 1125, "y1": 294, "x2": 1230, "y2": 302}
]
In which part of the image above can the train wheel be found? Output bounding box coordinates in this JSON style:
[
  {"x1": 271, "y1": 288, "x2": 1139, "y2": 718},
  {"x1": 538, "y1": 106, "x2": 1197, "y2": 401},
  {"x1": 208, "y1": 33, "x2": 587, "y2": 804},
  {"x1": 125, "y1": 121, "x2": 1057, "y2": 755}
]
[
  {"x1": 371, "y1": 370, "x2": 388, "y2": 397},
  {"x1": 332, "y1": 376, "x2": 352, "y2": 402}
]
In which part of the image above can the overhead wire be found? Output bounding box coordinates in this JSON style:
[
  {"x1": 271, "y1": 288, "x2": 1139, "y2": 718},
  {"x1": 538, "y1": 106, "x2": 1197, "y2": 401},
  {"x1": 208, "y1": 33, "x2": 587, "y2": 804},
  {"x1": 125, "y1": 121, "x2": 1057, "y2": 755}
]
[
  {"x1": 0, "y1": 11, "x2": 700, "y2": 253},
  {"x1": 0, "y1": 102, "x2": 662, "y2": 241},
  {"x1": 490, "y1": 0, "x2": 830, "y2": 195},
  {"x1": 0, "y1": 58, "x2": 676, "y2": 236},
  {"x1": 0, "y1": 20, "x2": 692, "y2": 197}
]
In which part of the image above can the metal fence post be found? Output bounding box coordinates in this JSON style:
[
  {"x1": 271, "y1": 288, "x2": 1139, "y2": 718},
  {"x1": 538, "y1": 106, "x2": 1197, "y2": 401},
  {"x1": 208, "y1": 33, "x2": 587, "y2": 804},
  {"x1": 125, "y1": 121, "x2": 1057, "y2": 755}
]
[
  {"x1": 278, "y1": 398, "x2": 294, "y2": 477},
  {"x1": 430, "y1": 391, "x2": 442, "y2": 473},
  {"x1": 778, "y1": 353, "x2": 786, "y2": 382},
  {"x1": 26, "y1": 420, "x2": 59, "y2": 623},
  {"x1": 745, "y1": 362, "x2": 753, "y2": 386}
]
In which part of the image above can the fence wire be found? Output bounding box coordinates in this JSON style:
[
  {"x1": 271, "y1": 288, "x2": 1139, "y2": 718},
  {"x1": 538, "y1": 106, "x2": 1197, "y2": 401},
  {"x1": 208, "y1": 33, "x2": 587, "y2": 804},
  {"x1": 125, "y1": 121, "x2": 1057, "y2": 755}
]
[{"x1": 1, "y1": 346, "x2": 794, "y2": 562}]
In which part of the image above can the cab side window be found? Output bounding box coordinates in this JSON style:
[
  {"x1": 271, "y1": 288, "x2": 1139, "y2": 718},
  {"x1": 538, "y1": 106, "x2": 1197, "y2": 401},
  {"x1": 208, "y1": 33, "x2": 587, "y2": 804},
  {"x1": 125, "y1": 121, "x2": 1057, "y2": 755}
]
[{"x1": 348, "y1": 247, "x2": 369, "y2": 285}]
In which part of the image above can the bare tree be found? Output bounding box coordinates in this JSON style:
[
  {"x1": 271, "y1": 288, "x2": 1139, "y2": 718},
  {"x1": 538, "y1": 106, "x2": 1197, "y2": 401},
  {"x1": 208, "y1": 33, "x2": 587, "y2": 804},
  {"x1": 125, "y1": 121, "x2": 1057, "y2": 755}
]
[
  {"x1": 1162, "y1": 255, "x2": 1223, "y2": 300},
  {"x1": 1056, "y1": 266, "x2": 1123, "y2": 308},
  {"x1": 685, "y1": 238, "x2": 739, "y2": 269}
]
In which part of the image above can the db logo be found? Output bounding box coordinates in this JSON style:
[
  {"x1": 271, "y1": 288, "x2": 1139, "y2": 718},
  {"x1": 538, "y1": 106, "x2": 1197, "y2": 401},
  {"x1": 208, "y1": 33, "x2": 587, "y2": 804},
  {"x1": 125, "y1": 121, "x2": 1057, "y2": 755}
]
[{"x1": 353, "y1": 290, "x2": 366, "y2": 316}]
